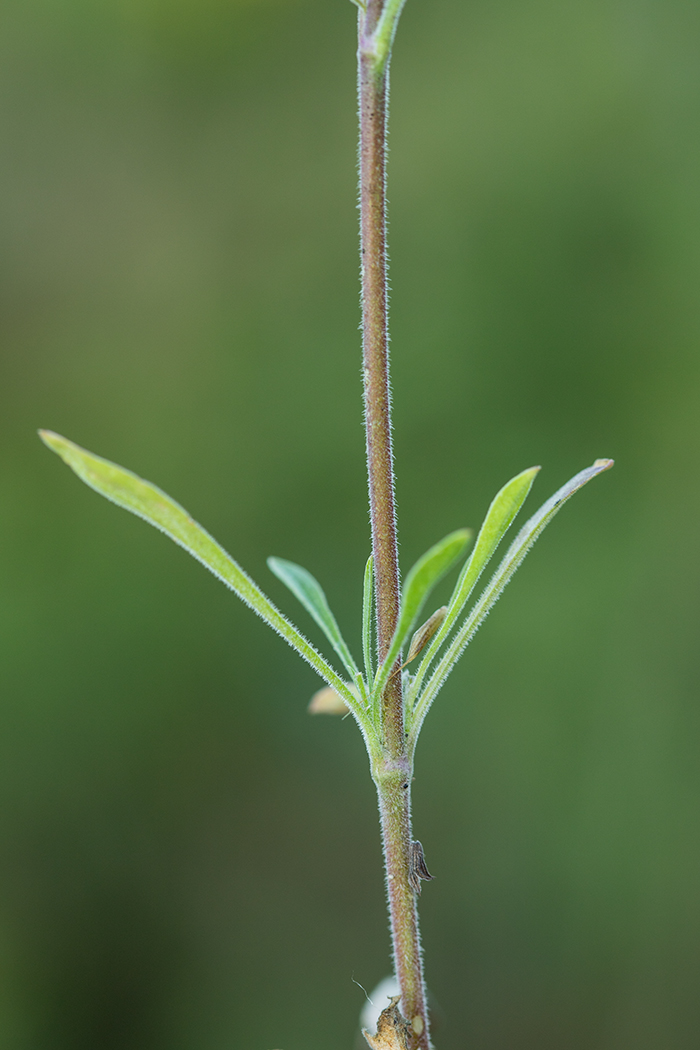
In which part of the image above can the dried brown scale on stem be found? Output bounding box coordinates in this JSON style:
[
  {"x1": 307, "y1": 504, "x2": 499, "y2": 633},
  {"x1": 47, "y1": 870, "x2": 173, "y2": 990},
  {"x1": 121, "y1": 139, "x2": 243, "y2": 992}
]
[
  {"x1": 408, "y1": 840, "x2": 434, "y2": 895},
  {"x1": 363, "y1": 996, "x2": 412, "y2": 1050}
]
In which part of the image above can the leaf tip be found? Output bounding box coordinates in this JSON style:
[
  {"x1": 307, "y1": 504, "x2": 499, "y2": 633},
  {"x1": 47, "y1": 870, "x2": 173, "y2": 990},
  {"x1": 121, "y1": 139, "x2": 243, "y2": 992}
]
[
  {"x1": 39, "y1": 430, "x2": 83, "y2": 470},
  {"x1": 38, "y1": 429, "x2": 64, "y2": 453},
  {"x1": 520, "y1": 465, "x2": 541, "y2": 483},
  {"x1": 38, "y1": 431, "x2": 91, "y2": 476},
  {"x1": 267, "y1": 555, "x2": 292, "y2": 580},
  {"x1": 594, "y1": 458, "x2": 614, "y2": 470}
]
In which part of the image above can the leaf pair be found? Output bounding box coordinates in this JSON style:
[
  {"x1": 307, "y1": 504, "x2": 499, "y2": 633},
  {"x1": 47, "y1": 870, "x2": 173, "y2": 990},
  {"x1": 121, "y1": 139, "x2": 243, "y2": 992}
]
[
  {"x1": 406, "y1": 466, "x2": 541, "y2": 707},
  {"x1": 270, "y1": 525, "x2": 475, "y2": 721},
  {"x1": 406, "y1": 458, "x2": 614, "y2": 745},
  {"x1": 272, "y1": 524, "x2": 480, "y2": 721},
  {"x1": 40, "y1": 430, "x2": 612, "y2": 753},
  {"x1": 273, "y1": 523, "x2": 476, "y2": 720}
]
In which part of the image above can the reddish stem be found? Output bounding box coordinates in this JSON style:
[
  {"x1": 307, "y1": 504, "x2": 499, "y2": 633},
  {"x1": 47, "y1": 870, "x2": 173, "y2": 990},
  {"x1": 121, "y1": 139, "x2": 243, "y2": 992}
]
[{"x1": 358, "y1": 6, "x2": 432, "y2": 1046}]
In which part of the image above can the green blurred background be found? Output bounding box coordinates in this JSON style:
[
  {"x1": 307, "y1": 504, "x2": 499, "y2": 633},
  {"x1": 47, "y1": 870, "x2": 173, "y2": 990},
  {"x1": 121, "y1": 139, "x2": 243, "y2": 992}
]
[{"x1": 1, "y1": 0, "x2": 699, "y2": 1047}]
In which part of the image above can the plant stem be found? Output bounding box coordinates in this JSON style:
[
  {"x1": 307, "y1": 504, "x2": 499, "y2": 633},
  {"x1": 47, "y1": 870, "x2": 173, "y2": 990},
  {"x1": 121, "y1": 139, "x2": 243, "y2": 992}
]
[
  {"x1": 373, "y1": 756, "x2": 430, "y2": 1049},
  {"x1": 358, "y1": 3, "x2": 431, "y2": 1046},
  {"x1": 358, "y1": 17, "x2": 400, "y2": 693}
]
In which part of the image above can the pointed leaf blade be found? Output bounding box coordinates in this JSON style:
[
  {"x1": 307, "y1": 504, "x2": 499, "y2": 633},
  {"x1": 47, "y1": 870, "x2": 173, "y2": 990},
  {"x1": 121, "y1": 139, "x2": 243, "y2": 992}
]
[
  {"x1": 267, "y1": 557, "x2": 359, "y2": 679},
  {"x1": 411, "y1": 459, "x2": 614, "y2": 739},
  {"x1": 409, "y1": 465, "x2": 539, "y2": 701},
  {"x1": 39, "y1": 431, "x2": 361, "y2": 714},
  {"x1": 372, "y1": 528, "x2": 471, "y2": 701}
]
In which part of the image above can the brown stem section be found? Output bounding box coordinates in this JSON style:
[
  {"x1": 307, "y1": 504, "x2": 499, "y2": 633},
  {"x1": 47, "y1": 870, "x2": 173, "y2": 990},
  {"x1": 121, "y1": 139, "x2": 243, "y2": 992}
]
[{"x1": 358, "y1": 8, "x2": 432, "y2": 1048}]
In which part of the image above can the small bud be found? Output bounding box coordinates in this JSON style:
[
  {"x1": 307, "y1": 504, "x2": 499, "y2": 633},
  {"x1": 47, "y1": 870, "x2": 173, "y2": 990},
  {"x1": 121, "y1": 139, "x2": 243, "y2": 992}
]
[
  {"x1": 405, "y1": 606, "x2": 448, "y2": 665},
  {"x1": 308, "y1": 686, "x2": 350, "y2": 715}
]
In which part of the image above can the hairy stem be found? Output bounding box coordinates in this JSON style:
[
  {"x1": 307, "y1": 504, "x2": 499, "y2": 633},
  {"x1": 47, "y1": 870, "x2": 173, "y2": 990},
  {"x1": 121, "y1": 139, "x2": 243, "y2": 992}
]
[
  {"x1": 358, "y1": 3, "x2": 431, "y2": 1046},
  {"x1": 373, "y1": 758, "x2": 430, "y2": 1049},
  {"x1": 359, "y1": 32, "x2": 400, "y2": 686}
]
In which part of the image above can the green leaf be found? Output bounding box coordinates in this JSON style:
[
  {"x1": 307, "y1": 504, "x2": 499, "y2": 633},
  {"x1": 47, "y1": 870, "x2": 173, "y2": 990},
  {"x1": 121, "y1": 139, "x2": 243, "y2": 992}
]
[
  {"x1": 39, "y1": 430, "x2": 362, "y2": 718},
  {"x1": 370, "y1": 0, "x2": 409, "y2": 73},
  {"x1": 372, "y1": 528, "x2": 472, "y2": 703},
  {"x1": 410, "y1": 459, "x2": 614, "y2": 742},
  {"x1": 267, "y1": 557, "x2": 359, "y2": 681},
  {"x1": 362, "y1": 554, "x2": 375, "y2": 688},
  {"x1": 409, "y1": 465, "x2": 539, "y2": 703}
]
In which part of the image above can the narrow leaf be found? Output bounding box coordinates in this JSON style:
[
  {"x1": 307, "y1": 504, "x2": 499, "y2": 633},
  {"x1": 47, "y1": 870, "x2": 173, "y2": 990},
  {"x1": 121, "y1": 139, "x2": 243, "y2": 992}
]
[
  {"x1": 39, "y1": 431, "x2": 361, "y2": 715},
  {"x1": 410, "y1": 459, "x2": 614, "y2": 741},
  {"x1": 362, "y1": 554, "x2": 375, "y2": 687},
  {"x1": 372, "y1": 528, "x2": 471, "y2": 702},
  {"x1": 267, "y1": 557, "x2": 359, "y2": 680},
  {"x1": 409, "y1": 465, "x2": 539, "y2": 703},
  {"x1": 371, "y1": 0, "x2": 409, "y2": 73}
]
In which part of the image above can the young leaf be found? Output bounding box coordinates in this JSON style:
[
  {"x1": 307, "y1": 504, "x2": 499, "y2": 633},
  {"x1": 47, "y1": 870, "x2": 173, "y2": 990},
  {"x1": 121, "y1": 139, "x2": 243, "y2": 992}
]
[
  {"x1": 409, "y1": 465, "x2": 539, "y2": 704},
  {"x1": 410, "y1": 459, "x2": 614, "y2": 742},
  {"x1": 372, "y1": 528, "x2": 471, "y2": 703},
  {"x1": 384, "y1": 607, "x2": 448, "y2": 688},
  {"x1": 267, "y1": 557, "x2": 359, "y2": 680},
  {"x1": 362, "y1": 554, "x2": 375, "y2": 687},
  {"x1": 39, "y1": 430, "x2": 362, "y2": 717},
  {"x1": 404, "y1": 606, "x2": 447, "y2": 666}
]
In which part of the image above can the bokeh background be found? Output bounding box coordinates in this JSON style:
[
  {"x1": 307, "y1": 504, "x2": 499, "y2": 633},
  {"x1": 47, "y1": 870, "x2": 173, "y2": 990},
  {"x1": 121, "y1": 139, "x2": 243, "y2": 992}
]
[{"x1": 1, "y1": 0, "x2": 699, "y2": 1047}]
